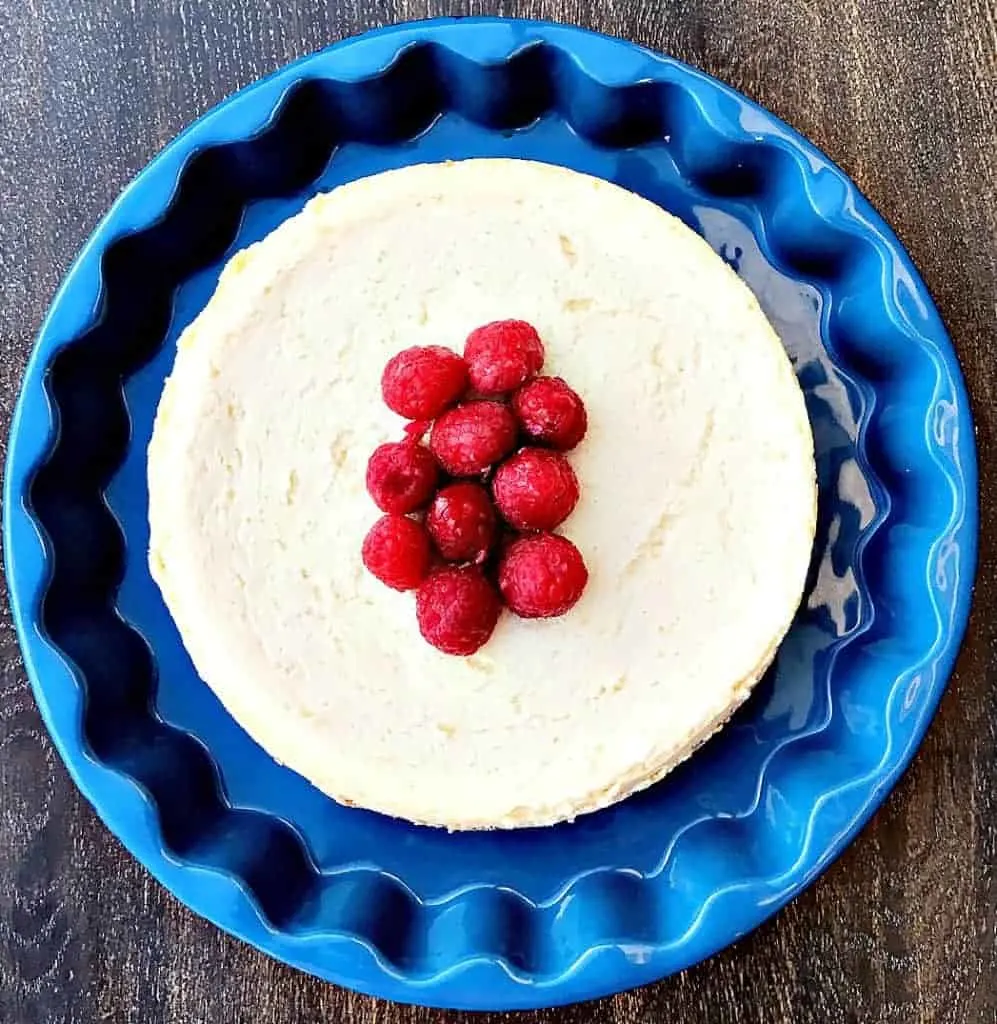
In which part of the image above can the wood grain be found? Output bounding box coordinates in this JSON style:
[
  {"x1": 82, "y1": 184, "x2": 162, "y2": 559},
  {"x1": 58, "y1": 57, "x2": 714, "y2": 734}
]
[{"x1": 1, "y1": 1, "x2": 995, "y2": 1022}]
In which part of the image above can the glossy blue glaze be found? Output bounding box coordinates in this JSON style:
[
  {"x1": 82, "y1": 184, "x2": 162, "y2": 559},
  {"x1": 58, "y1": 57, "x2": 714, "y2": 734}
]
[{"x1": 3, "y1": 18, "x2": 977, "y2": 1010}]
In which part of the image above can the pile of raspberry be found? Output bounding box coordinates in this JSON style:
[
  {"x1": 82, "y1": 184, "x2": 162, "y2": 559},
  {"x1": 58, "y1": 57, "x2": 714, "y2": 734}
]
[{"x1": 362, "y1": 319, "x2": 589, "y2": 656}]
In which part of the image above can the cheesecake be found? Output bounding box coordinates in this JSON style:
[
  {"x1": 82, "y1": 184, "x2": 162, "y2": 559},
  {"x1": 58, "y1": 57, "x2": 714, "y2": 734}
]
[{"x1": 148, "y1": 159, "x2": 816, "y2": 829}]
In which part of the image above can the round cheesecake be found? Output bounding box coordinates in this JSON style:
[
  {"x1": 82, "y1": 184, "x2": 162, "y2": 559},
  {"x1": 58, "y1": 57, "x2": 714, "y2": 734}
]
[{"x1": 148, "y1": 159, "x2": 816, "y2": 829}]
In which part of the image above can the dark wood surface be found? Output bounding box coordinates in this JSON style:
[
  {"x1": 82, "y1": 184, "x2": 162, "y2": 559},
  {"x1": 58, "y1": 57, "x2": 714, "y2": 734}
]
[{"x1": 1, "y1": 2, "x2": 995, "y2": 1022}]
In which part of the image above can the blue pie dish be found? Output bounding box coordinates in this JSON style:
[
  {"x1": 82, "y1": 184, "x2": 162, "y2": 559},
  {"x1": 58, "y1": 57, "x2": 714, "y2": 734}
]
[{"x1": 3, "y1": 17, "x2": 977, "y2": 1010}]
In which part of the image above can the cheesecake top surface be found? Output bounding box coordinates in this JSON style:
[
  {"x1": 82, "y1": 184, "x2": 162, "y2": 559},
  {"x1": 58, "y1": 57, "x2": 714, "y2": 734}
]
[{"x1": 147, "y1": 159, "x2": 816, "y2": 829}]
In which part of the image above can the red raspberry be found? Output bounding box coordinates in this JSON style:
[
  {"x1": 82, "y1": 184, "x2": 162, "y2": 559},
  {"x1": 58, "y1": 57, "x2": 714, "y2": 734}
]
[
  {"x1": 365, "y1": 441, "x2": 438, "y2": 514},
  {"x1": 430, "y1": 401, "x2": 518, "y2": 476},
  {"x1": 498, "y1": 533, "x2": 588, "y2": 618},
  {"x1": 381, "y1": 346, "x2": 468, "y2": 420},
  {"x1": 361, "y1": 515, "x2": 431, "y2": 591},
  {"x1": 512, "y1": 376, "x2": 588, "y2": 451},
  {"x1": 426, "y1": 482, "x2": 498, "y2": 564},
  {"x1": 492, "y1": 448, "x2": 579, "y2": 531},
  {"x1": 463, "y1": 320, "x2": 545, "y2": 395},
  {"x1": 416, "y1": 566, "x2": 501, "y2": 655}
]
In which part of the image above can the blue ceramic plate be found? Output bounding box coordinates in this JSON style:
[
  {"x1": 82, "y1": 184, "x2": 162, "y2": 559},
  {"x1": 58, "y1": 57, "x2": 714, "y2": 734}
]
[{"x1": 3, "y1": 18, "x2": 977, "y2": 1010}]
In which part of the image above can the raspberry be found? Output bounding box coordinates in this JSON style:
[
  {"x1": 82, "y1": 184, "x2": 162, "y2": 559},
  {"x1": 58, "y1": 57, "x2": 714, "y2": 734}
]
[
  {"x1": 365, "y1": 441, "x2": 438, "y2": 514},
  {"x1": 430, "y1": 401, "x2": 518, "y2": 476},
  {"x1": 512, "y1": 376, "x2": 588, "y2": 451},
  {"x1": 381, "y1": 346, "x2": 468, "y2": 420},
  {"x1": 416, "y1": 566, "x2": 502, "y2": 655},
  {"x1": 498, "y1": 533, "x2": 588, "y2": 618},
  {"x1": 426, "y1": 482, "x2": 498, "y2": 564},
  {"x1": 463, "y1": 320, "x2": 545, "y2": 395},
  {"x1": 362, "y1": 515, "x2": 431, "y2": 591},
  {"x1": 492, "y1": 448, "x2": 579, "y2": 531}
]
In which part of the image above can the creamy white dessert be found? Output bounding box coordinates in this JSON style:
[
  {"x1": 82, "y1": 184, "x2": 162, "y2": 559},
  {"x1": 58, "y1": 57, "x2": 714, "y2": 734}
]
[{"x1": 148, "y1": 159, "x2": 816, "y2": 829}]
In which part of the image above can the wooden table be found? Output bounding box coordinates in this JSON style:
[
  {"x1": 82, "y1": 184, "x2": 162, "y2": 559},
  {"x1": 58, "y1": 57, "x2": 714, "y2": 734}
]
[{"x1": 1, "y1": 2, "x2": 994, "y2": 1022}]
